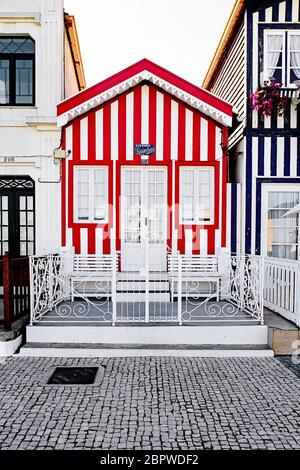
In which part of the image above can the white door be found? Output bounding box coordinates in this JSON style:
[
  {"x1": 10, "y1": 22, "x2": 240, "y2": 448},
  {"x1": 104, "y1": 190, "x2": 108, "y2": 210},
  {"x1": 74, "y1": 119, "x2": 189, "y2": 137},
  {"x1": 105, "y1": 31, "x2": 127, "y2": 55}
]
[{"x1": 121, "y1": 167, "x2": 167, "y2": 271}]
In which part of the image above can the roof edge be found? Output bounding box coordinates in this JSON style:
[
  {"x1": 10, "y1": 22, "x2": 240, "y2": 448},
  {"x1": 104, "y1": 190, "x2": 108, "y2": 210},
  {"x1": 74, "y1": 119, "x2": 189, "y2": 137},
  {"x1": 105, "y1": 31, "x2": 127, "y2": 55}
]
[
  {"x1": 202, "y1": 0, "x2": 245, "y2": 89},
  {"x1": 64, "y1": 13, "x2": 86, "y2": 91}
]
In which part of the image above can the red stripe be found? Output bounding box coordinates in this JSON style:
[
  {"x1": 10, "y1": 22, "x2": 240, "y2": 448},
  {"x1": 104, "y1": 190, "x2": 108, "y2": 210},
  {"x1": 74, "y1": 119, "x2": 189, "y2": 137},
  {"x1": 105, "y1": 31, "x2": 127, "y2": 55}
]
[
  {"x1": 103, "y1": 104, "x2": 111, "y2": 162},
  {"x1": 88, "y1": 227, "x2": 95, "y2": 254},
  {"x1": 103, "y1": 225, "x2": 110, "y2": 254},
  {"x1": 193, "y1": 113, "x2": 200, "y2": 161},
  {"x1": 61, "y1": 130, "x2": 66, "y2": 247},
  {"x1": 207, "y1": 228, "x2": 215, "y2": 255},
  {"x1": 193, "y1": 225, "x2": 200, "y2": 254},
  {"x1": 221, "y1": 126, "x2": 228, "y2": 247},
  {"x1": 118, "y1": 94, "x2": 126, "y2": 162},
  {"x1": 116, "y1": 162, "x2": 121, "y2": 251},
  {"x1": 149, "y1": 87, "x2": 157, "y2": 163},
  {"x1": 163, "y1": 94, "x2": 171, "y2": 161},
  {"x1": 88, "y1": 112, "x2": 96, "y2": 162},
  {"x1": 134, "y1": 87, "x2": 141, "y2": 147},
  {"x1": 73, "y1": 226, "x2": 80, "y2": 254},
  {"x1": 178, "y1": 103, "x2": 186, "y2": 161},
  {"x1": 68, "y1": 160, "x2": 74, "y2": 229},
  {"x1": 73, "y1": 119, "x2": 80, "y2": 162}
]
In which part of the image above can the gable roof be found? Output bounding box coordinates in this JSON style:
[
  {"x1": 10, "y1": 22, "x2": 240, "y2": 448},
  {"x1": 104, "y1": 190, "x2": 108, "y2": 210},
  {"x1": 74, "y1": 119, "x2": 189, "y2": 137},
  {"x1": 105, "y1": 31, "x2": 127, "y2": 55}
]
[
  {"x1": 57, "y1": 59, "x2": 232, "y2": 127},
  {"x1": 202, "y1": 0, "x2": 245, "y2": 90}
]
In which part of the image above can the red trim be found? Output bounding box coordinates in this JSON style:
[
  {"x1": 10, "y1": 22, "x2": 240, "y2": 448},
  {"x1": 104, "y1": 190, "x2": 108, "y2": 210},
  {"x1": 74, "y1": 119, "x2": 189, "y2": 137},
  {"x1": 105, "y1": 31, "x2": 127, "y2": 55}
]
[
  {"x1": 61, "y1": 129, "x2": 66, "y2": 246},
  {"x1": 57, "y1": 59, "x2": 232, "y2": 118}
]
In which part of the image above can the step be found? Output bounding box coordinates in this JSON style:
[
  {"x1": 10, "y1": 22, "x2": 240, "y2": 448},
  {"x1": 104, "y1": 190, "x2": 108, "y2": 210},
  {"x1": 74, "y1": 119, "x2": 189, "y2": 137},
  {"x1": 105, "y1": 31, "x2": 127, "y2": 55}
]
[
  {"x1": 19, "y1": 343, "x2": 274, "y2": 358},
  {"x1": 116, "y1": 293, "x2": 170, "y2": 302},
  {"x1": 26, "y1": 325, "x2": 269, "y2": 345}
]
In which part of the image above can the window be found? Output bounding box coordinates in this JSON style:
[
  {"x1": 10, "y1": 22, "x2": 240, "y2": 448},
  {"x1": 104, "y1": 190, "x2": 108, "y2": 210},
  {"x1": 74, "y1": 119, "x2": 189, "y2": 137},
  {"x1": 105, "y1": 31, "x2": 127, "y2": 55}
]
[
  {"x1": 262, "y1": 30, "x2": 300, "y2": 87},
  {"x1": 266, "y1": 190, "x2": 299, "y2": 260},
  {"x1": 0, "y1": 37, "x2": 35, "y2": 106},
  {"x1": 74, "y1": 167, "x2": 108, "y2": 223},
  {"x1": 180, "y1": 167, "x2": 214, "y2": 224}
]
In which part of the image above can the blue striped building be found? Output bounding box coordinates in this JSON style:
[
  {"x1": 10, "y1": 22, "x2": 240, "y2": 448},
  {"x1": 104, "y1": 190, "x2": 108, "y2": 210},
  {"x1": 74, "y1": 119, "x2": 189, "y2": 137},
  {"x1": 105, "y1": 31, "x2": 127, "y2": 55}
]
[{"x1": 203, "y1": 0, "x2": 300, "y2": 261}]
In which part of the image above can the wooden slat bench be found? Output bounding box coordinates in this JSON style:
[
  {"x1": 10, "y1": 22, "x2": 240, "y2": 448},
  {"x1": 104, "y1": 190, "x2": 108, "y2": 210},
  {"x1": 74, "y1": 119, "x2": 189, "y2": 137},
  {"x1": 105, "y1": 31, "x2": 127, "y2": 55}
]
[
  {"x1": 70, "y1": 255, "x2": 117, "y2": 300},
  {"x1": 168, "y1": 255, "x2": 222, "y2": 301}
]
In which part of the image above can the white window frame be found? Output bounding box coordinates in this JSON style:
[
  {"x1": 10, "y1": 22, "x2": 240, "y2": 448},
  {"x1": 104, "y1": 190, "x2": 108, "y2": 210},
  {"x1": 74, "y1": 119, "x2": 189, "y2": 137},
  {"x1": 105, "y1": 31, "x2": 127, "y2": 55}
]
[
  {"x1": 261, "y1": 183, "x2": 300, "y2": 260},
  {"x1": 74, "y1": 166, "x2": 108, "y2": 224},
  {"x1": 179, "y1": 166, "x2": 215, "y2": 225},
  {"x1": 263, "y1": 30, "x2": 285, "y2": 85},
  {"x1": 287, "y1": 30, "x2": 300, "y2": 87}
]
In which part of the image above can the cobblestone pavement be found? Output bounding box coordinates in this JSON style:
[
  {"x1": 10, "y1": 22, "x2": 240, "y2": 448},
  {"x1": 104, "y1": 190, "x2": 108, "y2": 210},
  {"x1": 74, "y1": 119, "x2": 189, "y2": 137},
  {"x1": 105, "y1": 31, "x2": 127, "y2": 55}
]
[{"x1": 0, "y1": 356, "x2": 299, "y2": 450}]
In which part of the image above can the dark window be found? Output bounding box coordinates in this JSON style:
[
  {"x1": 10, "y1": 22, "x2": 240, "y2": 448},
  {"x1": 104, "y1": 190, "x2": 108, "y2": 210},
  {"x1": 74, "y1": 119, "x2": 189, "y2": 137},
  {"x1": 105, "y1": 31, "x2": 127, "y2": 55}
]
[{"x1": 0, "y1": 37, "x2": 35, "y2": 106}]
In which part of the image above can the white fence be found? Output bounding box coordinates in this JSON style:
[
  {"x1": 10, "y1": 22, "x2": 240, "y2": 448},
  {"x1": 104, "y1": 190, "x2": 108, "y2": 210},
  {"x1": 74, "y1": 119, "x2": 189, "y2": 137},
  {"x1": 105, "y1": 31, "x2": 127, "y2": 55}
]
[
  {"x1": 264, "y1": 257, "x2": 300, "y2": 327},
  {"x1": 29, "y1": 251, "x2": 264, "y2": 325}
]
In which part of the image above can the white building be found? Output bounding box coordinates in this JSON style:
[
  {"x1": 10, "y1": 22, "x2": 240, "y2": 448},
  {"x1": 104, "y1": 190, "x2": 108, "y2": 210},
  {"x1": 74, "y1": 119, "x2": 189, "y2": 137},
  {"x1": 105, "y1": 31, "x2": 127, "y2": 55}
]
[{"x1": 0, "y1": 0, "x2": 85, "y2": 257}]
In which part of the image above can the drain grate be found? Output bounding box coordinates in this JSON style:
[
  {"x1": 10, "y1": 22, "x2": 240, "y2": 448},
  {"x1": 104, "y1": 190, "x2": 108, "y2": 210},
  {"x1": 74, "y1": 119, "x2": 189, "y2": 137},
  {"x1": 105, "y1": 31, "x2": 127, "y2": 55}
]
[{"x1": 47, "y1": 367, "x2": 99, "y2": 385}]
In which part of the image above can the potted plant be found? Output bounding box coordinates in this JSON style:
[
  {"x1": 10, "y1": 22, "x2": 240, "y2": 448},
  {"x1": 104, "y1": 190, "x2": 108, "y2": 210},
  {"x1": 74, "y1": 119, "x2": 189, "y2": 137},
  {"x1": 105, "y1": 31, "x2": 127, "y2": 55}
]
[{"x1": 250, "y1": 81, "x2": 289, "y2": 117}]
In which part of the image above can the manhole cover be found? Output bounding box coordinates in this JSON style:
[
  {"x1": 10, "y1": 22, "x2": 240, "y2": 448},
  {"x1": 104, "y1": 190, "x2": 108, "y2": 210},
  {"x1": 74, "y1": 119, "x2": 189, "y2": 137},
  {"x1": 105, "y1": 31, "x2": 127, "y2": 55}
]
[{"x1": 47, "y1": 367, "x2": 99, "y2": 385}]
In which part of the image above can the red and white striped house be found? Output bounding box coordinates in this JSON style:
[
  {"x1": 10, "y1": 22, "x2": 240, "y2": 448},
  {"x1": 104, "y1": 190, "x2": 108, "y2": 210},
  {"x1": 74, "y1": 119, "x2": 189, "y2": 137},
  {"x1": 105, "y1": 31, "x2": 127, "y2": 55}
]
[{"x1": 57, "y1": 59, "x2": 233, "y2": 271}]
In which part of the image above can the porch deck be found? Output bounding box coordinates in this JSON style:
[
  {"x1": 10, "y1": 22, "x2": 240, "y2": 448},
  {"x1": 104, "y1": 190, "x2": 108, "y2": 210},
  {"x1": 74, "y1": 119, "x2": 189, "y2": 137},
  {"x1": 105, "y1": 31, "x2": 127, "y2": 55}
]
[{"x1": 33, "y1": 299, "x2": 260, "y2": 326}]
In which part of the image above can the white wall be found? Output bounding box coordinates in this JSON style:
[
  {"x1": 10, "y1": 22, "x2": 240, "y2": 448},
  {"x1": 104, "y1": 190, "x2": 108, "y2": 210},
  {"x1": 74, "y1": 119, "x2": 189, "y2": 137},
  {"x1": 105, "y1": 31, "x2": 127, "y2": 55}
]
[{"x1": 0, "y1": 0, "x2": 68, "y2": 255}]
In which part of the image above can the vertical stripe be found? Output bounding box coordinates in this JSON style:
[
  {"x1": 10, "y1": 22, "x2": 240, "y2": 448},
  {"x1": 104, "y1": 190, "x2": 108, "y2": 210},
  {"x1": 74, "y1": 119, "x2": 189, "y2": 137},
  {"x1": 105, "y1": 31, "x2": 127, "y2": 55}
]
[
  {"x1": 264, "y1": 116, "x2": 271, "y2": 129},
  {"x1": 95, "y1": 109, "x2": 103, "y2": 160},
  {"x1": 286, "y1": 0, "x2": 293, "y2": 20},
  {"x1": 178, "y1": 103, "x2": 186, "y2": 161},
  {"x1": 200, "y1": 118, "x2": 208, "y2": 161},
  {"x1": 88, "y1": 112, "x2": 96, "y2": 162},
  {"x1": 141, "y1": 85, "x2": 149, "y2": 144},
  {"x1": 279, "y1": 1, "x2": 286, "y2": 21},
  {"x1": 95, "y1": 228, "x2": 103, "y2": 254},
  {"x1": 193, "y1": 226, "x2": 201, "y2": 254},
  {"x1": 208, "y1": 122, "x2": 216, "y2": 161},
  {"x1": 255, "y1": 183, "x2": 262, "y2": 255},
  {"x1": 258, "y1": 8, "x2": 265, "y2": 21},
  {"x1": 80, "y1": 228, "x2": 88, "y2": 254},
  {"x1": 149, "y1": 86, "x2": 156, "y2": 160},
  {"x1": 111, "y1": 100, "x2": 118, "y2": 160},
  {"x1": 270, "y1": 136, "x2": 277, "y2": 176},
  {"x1": 245, "y1": 137, "x2": 253, "y2": 254},
  {"x1": 185, "y1": 229, "x2": 193, "y2": 255},
  {"x1": 290, "y1": 137, "x2": 298, "y2": 177},
  {"x1": 171, "y1": 100, "x2": 179, "y2": 160},
  {"x1": 252, "y1": 12, "x2": 259, "y2": 131},
  {"x1": 185, "y1": 109, "x2": 193, "y2": 161},
  {"x1": 66, "y1": 228, "x2": 73, "y2": 248},
  {"x1": 284, "y1": 136, "x2": 291, "y2": 177},
  {"x1": 226, "y1": 185, "x2": 232, "y2": 253},
  {"x1": 236, "y1": 184, "x2": 242, "y2": 254},
  {"x1": 65, "y1": 125, "x2": 73, "y2": 246},
  {"x1": 133, "y1": 87, "x2": 142, "y2": 151},
  {"x1": 118, "y1": 94, "x2": 126, "y2": 161},
  {"x1": 265, "y1": 7, "x2": 273, "y2": 21},
  {"x1": 231, "y1": 183, "x2": 237, "y2": 253},
  {"x1": 88, "y1": 227, "x2": 95, "y2": 254},
  {"x1": 272, "y1": 2, "x2": 279, "y2": 21},
  {"x1": 264, "y1": 137, "x2": 271, "y2": 177},
  {"x1": 277, "y1": 115, "x2": 284, "y2": 129},
  {"x1": 163, "y1": 94, "x2": 171, "y2": 161},
  {"x1": 291, "y1": 103, "x2": 297, "y2": 129},
  {"x1": 80, "y1": 117, "x2": 88, "y2": 160},
  {"x1": 297, "y1": 137, "x2": 300, "y2": 176},
  {"x1": 103, "y1": 105, "x2": 111, "y2": 162},
  {"x1": 200, "y1": 229, "x2": 207, "y2": 255},
  {"x1": 277, "y1": 137, "x2": 285, "y2": 177},
  {"x1": 192, "y1": 113, "x2": 200, "y2": 161},
  {"x1": 258, "y1": 136, "x2": 264, "y2": 176},
  {"x1": 292, "y1": 0, "x2": 299, "y2": 21},
  {"x1": 156, "y1": 91, "x2": 164, "y2": 161},
  {"x1": 126, "y1": 92, "x2": 134, "y2": 160},
  {"x1": 207, "y1": 228, "x2": 215, "y2": 255},
  {"x1": 73, "y1": 226, "x2": 80, "y2": 253}
]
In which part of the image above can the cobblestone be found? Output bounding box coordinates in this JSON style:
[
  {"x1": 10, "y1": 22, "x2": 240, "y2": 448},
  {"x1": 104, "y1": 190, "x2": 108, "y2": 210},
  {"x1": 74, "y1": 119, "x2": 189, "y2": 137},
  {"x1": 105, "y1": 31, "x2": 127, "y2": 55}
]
[{"x1": 0, "y1": 356, "x2": 299, "y2": 449}]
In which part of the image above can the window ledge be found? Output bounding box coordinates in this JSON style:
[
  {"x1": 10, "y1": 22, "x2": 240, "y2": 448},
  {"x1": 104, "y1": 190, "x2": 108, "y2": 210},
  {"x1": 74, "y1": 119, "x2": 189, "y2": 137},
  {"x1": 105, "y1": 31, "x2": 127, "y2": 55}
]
[{"x1": 0, "y1": 12, "x2": 41, "y2": 24}]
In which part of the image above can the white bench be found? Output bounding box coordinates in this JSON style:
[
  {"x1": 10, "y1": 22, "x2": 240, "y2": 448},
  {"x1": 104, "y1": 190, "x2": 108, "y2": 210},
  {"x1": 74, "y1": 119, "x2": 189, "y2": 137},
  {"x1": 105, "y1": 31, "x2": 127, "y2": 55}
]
[
  {"x1": 70, "y1": 255, "x2": 117, "y2": 301},
  {"x1": 168, "y1": 255, "x2": 222, "y2": 301}
]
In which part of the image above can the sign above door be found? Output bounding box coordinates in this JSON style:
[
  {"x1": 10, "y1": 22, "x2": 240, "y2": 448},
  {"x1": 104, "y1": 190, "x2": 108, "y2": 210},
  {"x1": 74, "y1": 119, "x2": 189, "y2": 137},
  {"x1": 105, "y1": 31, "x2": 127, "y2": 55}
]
[{"x1": 135, "y1": 144, "x2": 155, "y2": 156}]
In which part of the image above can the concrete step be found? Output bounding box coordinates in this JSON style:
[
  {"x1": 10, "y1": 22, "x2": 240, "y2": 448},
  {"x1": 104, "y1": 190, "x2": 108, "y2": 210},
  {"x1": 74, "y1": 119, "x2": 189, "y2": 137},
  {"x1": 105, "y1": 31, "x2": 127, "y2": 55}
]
[{"x1": 19, "y1": 342, "x2": 274, "y2": 358}]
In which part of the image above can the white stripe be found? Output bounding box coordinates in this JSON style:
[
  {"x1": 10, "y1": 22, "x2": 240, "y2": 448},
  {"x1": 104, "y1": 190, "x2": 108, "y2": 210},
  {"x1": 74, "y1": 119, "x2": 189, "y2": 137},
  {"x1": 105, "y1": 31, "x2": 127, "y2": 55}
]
[
  {"x1": 95, "y1": 109, "x2": 103, "y2": 160},
  {"x1": 277, "y1": 115, "x2": 284, "y2": 129},
  {"x1": 264, "y1": 116, "x2": 271, "y2": 129},
  {"x1": 200, "y1": 230, "x2": 208, "y2": 255},
  {"x1": 200, "y1": 118, "x2": 208, "y2": 161},
  {"x1": 264, "y1": 137, "x2": 271, "y2": 177},
  {"x1": 226, "y1": 185, "x2": 231, "y2": 253},
  {"x1": 65, "y1": 125, "x2": 73, "y2": 247},
  {"x1": 291, "y1": 103, "x2": 297, "y2": 129},
  {"x1": 236, "y1": 183, "x2": 241, "y2": 254},
  {"x1": 111, "y1": 101, "x2": 118, "y2": 161},
  {"x1": 185, "y1": 229, "x2": 193, "y2": 255},
  {"x1": 156, "y1": 92, "x2": 164, "y2": 161},
  {"x1": 279, "y1": 1, "x2": 286, "y2": 21},
  {"x1": 126, "y1": 92, "x2": 134, "y2": 160},
  {"x1": 80, "y1": 228, "x2": 88, "y2": 254},
  {"x1": 276, "y1": 137, "x2": 285, "y2": 177},
  {"x1": 171, "y1": 100, "x2": 178, "y2": 160},
  {"x1": 215, "y1": 127, "x2": 222, "y2": 161},
  {"x1": 185, "y1": 109, "x2": 193, "y2": 161},
  {"x1": 217, "y1": 127, "x2": 223, "y2": 251},
  {"x1": 290, "y1": 137, "x2": 298, "y2": 177},
  {"x1": 141, "y1": 85, "x2": 149, "y2": 144},
  {"x1": 95, "y1": 228, "x2": 103, "y2": 254},
  {"x1": 251, "y1": 138, "x2": 258, "y2": 255},
  {"x1": 292, "y1": 0, "x2": 299, "y2": 21},
  {"x1": 252, "y1": 12, "x2": 259, "y2": 130},
  {"x1": 80, "y1": 117, "x2": 88, "y2": 160},
  {"x1": 265, "y1": 7, "x2": 273, "y2": 21}
]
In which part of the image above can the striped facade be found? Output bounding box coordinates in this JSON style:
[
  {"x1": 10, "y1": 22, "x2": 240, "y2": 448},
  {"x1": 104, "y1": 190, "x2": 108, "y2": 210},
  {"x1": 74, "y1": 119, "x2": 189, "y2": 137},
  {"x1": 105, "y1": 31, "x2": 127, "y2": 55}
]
[
  {"x1": 204, "y1": 0, "x2": 300, "y2": 257},
  {"x1": 61, "y1": 81, "x2": 230, "y2": 256}
]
